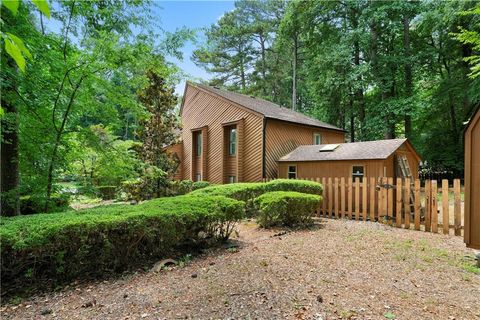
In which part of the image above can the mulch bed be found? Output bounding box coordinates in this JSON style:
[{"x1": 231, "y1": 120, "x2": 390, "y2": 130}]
[{"x1": 2, "y1": 218, "x2": 479, "y2": 320}]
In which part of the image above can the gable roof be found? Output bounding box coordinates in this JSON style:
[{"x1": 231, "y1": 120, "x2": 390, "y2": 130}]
[
  {"x1": 279, "y1": 139, "x2": 414, "y2": 162},
  {"x1": 187, "y1": 82, "x2": 345, "y2": 132}
]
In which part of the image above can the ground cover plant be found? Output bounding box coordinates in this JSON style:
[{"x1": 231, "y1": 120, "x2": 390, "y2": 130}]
[
  {"x1": 254, "y1": 191, "x2": 321, "y2": 228},
  {"x1": 0, "y1": 194, "x2": 244, "y2": 297}
]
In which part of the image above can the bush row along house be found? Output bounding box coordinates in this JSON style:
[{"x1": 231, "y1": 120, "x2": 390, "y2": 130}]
[{"x1": 165, "y1": 82, "x2": 421, "y2": 183}]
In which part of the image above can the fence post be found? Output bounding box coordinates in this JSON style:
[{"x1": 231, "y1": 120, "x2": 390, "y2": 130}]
[
  {"x1": 431, "y1": 180, "x2": 438, "y2": 233},
  {"x1": 396, "y1": 178, "x2": 402, "y2": 228},
  {"x1": 425, "y1": 180, "x2": 431, "y2": 232},
  {"x1": 454, "y1": 179, "x2": 461, "y2": 236},
  {"x1": 404, "y1": 178, "x2": 411, "y2": 230},
  {"x1": 378, "y1": 177, "x2": 383, "y2": 219},
  {"x1": 414, "y1": 179, "x2": 421, "y2": 231},
  {"x1": 442, "y1": 179, "x2": 449, "y2": 235}
]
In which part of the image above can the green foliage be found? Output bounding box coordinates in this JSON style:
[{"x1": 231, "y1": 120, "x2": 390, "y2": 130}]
[
  {"x1": 120, "y1": 166, "x2": 169, "y2": 201},
  {"x1": 0, "y1": 194, "x2": 244, "y2": 296},
  {"x1": 96, "y1": 186, "x2": 117, "y2": 200},
  {"x1": 194, "y1": 0, "x2": 480, "y2": 174},
  {"x1": 190, "y1": 179, "x2": 322, "y2": 216},
  {"x1": 254, "y1": 191, "x2": 321, "y2": 228},
  {"x1": 19, "y1": 194, "x2": 70, "y2": 215},
  {"x1": 192, "y1": 181, "x2": 211, "y2": 191}
]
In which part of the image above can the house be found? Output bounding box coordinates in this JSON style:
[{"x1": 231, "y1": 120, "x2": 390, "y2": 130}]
[
  {"x1": 277, "y1": 139, "x2": 421, "y2": 181},
  {"x1": 165, "y1": 82, "x2": 346, "y2": 183},
  {"x1": 464, "y1": 106, "x2": 480, "y2": 250}
]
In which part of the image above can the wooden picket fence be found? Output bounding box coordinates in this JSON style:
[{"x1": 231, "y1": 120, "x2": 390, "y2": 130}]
[{"x1": 264, "y1": 177, "x2": 464, "y2": 236}]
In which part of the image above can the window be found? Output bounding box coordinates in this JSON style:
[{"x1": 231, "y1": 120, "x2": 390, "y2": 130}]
[
  {"x1": 228, "y1": 176, "x2": 236, "y2": 184},
  {"x1": 195, "y1": 132, "x2": 202, "y2": 156},
  {"x1": 313, "y1": 133, "x2": 322, "y2": 145},
  {"x1": 229, "y1": 128, "x2": 237, "y2": 155},
  {"x1": 352, "y1": 165, "x2": 364, "y2": 182},
  {"x1": 195, "y1": 174, "x2": 201, "y2": 182},
  {"x1": 288, "y1": 165, "x2": 297, "y2": 179}
]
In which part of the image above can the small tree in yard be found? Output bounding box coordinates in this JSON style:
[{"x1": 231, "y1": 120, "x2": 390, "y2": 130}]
[{"x1": 137, "y1": 68, "x2": 180, "y2": 197}]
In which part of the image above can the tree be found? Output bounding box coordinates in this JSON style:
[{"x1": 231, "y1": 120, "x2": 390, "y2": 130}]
[{"x1": 137, "y1": 67, "x2": 180, "y2": 196}]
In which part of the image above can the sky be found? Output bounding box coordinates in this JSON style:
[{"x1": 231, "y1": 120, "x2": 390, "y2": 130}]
[{"x1": 154, "y1": 1, "x2": 236, "y2": 94}]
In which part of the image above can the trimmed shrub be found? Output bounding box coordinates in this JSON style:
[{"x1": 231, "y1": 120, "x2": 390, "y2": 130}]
[
  {"x1": 192, "y1": 180, "x2": 211, "y2": 191},
  {"x1": 190, "y1": 179, "x2": 322, "y2": 215},
  {"x1": 254, "y1": 191, "x2": 321, "y2": 228},
  {"x1": 0, "y1": 195, "x2": 244, "y2": 296}
]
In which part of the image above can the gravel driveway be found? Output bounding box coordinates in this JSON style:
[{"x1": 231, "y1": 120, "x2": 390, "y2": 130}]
[{"x1": 2, "y1": 219, "x2": 479, "y2": 320}]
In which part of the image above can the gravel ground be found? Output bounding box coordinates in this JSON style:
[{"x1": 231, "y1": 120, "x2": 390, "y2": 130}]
[{"x1": 2, "y1": 219, "x2": 479, "y2": 320}]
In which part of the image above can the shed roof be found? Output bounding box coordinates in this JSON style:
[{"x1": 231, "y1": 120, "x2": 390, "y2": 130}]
[
  {"x1": 188, "y1": 82, "x2": 344, "y2": 132},
  {"x1": 279, "y1": 139, "x2": 410, "y2": 162}
]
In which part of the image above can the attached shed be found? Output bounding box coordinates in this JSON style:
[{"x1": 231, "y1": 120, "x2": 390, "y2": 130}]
[
  {"x1": 277, "y1": 139, "x2": 421, "y2": 181},
  {"x1": 464, "y1": 107, "x2": 480, "y2": 250}
]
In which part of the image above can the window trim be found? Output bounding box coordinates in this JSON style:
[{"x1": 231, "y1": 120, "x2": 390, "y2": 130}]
[
  {"x1": 195, "y1": 131, "x2": 202, "y2": 156},
  {"x1": 351, "y1": 165, "x2": 365, "y2": 182},
  {"x1": 313, "y1": 133, "x2": 322, "y2": 145},
  {"x1": 287, "y1": 165, "x2": 297, "y2": 179},
  {"x1": 228, "y1": 127, "x2": 237, "y2": 155}
]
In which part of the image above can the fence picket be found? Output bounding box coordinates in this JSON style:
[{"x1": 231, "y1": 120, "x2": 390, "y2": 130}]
[
  {"x1": 362, "y1": 180, "x2": 368, "y2": 221},
  {"x1": 414, "y1": 179, "x2": 421, "y2": 231},
  {"x1": 328, "y1": 177, "x2": 333, "y2": 218},
  {"x1": 355, "y1": 178, "x2": 360, "y2": 221},
  {"x1": 387, "y1": 177, "x2": 394, "y2": 225},
  {"x1": 322, "y1": 177, "x2": 327, "y2": 217},
  {"x1": 378, "y1": 177, "x2": 383, "y2": 218},
  {"x1": 454, "y1": 179, "x2": 461, "y2": 236},
  {"x1": 340, "y1": 177, "x2": 345, "y2": 219},
  {"x1": 348, "y1": 179, "x2": 353, "y2": 219},
  {"x1": 396, "y1": 178, "x2": 402, "y2": 228},
  {"x1": 404, "y1": 178, "x2": 411, "y2": 230},
  {"x1": 425, "y1": 180, "x2": 431, "y2": 232},
  {"x1": 370, "y1": 177, "x2": 376, "y2": 221},
  {"x1": 431, "y1": 180, "x2": 438, "y2": 233},
  {"x1": 334, "y1": 178, "x2": 339, "y2": 218},
  {"x1": 442, "y1": 179, "x2": 449, "y2": 235}
]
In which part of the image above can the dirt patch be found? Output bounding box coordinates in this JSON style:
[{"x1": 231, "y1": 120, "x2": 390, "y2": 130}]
[{"x1": 2, "y1": 219, "x2": 479, "y2": 319}]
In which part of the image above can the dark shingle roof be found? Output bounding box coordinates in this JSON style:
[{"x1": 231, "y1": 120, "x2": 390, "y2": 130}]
[
  {"x1": 278, "y1": 139, "x2": 408, "y2": 162},
  {"x1": 193, "y1": 83, "x2": 344, "y2": 132}
]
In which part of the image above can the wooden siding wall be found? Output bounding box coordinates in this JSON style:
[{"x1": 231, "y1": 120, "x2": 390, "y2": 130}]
[
  {"x1": 278, "y1": 159, "x2": 389, "y2": 180},
  {"x1": 181, "y1": 85, "x2": 264, "y2": 183},
  {"x1": 164, "y1": 142, "x2": 183, "y2": 180},
  {"x1": 265, "y1": 119, "x2": 345, "y2": 179},
  {"x1": 464, "y1": 108, "x2": 480, "y2": 249},
  {"x1": 223, "y1": 125, "x2": 237, "y2": 183}
]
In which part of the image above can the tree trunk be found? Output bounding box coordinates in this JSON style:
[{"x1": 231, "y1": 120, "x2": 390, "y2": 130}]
[
  {"x1": 1, "y1": 98, "x2": 20, "y2": 216},
  {"x1": 403, "y1": 15, "x2": 413, "y2": 138},
  {"x1": 292, "y1": 33, "x2": 298, "y2": 111},
  {"x1": 45, "y1": 76, "x2": 84, "y2": 212},
  {"x1": 351, "y1": 6, "x2": 365, "y2": 139},
  {"x1": 260, "y1": 33, "x2": 267, "y2": 96}
]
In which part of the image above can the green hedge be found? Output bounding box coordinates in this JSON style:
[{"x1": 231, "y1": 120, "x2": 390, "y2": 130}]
[
  {"x1": 190, "y1": 179, "x2": 322, "y2": 215},
  {"x1": 0, "y1": 195, "x2": 244, "y2": 296},
  {"x1": 254, "y1": 191, "x2": 321, "y2": 228}
]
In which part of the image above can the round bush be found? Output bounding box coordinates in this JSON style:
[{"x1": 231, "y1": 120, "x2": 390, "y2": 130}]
[{"x1": 254, "y1": 191, "x2": 321, "y2": 228}]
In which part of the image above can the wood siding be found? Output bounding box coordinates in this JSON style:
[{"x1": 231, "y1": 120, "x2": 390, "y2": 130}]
[
  {"x1": 278, "y1": 159, "x2": 390, "y2": 180},
  {"x1": 181, "y1": 84, "x2": 264, "y2": 183},
  {"x1": 277, "y1": 143, "x2": 420, "y2": 181},
  {"x1": 164, "y1": 142, "x2": 183, "y2": 180},
  {"x1": 465, "y1": 108, "x2": 480, "y2": 249},
  {"x1": 265, "y1": 119, "x2": 345, "y2": 179}
]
